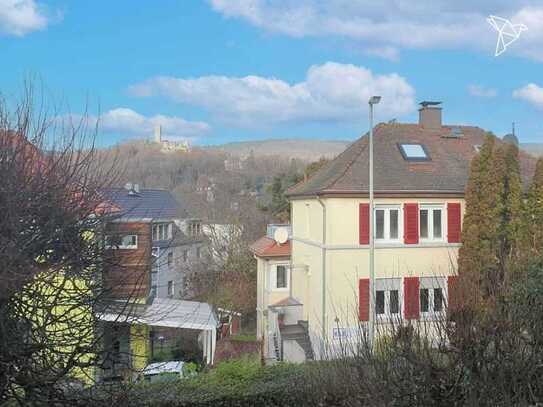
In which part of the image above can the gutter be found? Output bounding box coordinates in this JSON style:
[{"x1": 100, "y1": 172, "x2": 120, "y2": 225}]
[
  {"x1": 316, "y1": 196, "x2": 327, "y2": 343},
  {"x1": 288, "y1": 190, "x2": 466, "y2": 200}
]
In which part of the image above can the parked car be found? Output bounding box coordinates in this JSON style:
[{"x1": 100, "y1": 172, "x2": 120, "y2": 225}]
[{"x1": 141, "y1": 361, "x2": 194, "y2": 383}]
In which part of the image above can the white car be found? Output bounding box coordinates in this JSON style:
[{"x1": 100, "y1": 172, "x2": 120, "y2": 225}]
[{"x1": 141, "y1": 361, "x2": 190, "y2": 383}]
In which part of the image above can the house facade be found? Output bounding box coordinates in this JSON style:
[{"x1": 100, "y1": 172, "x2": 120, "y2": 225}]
[
  {"x1": 255, "y1": 102, "x2": 537, "y2": 362},
  {"x1": 98, "y1": 184, "x2": 215, "y2": 381}
]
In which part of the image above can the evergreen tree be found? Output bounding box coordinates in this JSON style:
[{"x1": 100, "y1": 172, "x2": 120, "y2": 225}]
[
  {"x1": 458, "y1": 134, "x2": 506, "y2": 298},
  {"x1": 499, "y1": 142, "x2": 524, "y2": 272},
  {"x1": 526, "y1": 158, "x2": 543, "y2": 255}
]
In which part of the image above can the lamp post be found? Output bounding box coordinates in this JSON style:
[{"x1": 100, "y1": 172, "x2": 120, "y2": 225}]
[{"x1": 368, "y1": 95, "x2": 381, "y2": 349}]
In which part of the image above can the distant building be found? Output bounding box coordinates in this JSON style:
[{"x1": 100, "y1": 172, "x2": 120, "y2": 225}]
[
  {"x1": 97, "y1": 184, "x2": 215, "y2": 381},
  {"x1": 154, "y1": 125, "x2": 190, "y2": 153},
  {"x1": 224, "y1": 156, "x2": 245, "y2": 171}
]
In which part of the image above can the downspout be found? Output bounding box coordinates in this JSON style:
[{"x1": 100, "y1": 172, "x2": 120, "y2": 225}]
[{"x1": 316, "y1": 197, "x2": 327, "y2": 342}]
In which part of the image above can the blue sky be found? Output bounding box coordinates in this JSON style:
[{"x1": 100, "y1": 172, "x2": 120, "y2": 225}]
[{"x1": 1, "y1": 0, "x2": 543, "y2": 146}]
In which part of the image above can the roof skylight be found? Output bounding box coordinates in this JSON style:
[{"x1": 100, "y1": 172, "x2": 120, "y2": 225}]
[{"x1": 398, "y1": 143, "x2": 430, "y2": 161}]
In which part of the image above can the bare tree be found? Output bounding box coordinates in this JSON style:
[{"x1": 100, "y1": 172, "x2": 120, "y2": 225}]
[{"x1": 0, "y1": 84, "x2": 133, "y2": 405}]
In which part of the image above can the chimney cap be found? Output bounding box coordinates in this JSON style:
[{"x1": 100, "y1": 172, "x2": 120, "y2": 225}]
[{"x1": 419, "y1": 101, "x2": 442, "y2": 108}]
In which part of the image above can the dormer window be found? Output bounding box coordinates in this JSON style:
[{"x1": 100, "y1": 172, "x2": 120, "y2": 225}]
[{"x1": 398, "y1": 143, "x2": 430, "y2": 161}]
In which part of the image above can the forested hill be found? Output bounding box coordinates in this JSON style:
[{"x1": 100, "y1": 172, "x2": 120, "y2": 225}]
[
  {"x1": 205, "y1": 138, "x2": 351, "y2": 160},
  {"x1": 206, "y1": 138, "x2": 542, "y2": 159}
]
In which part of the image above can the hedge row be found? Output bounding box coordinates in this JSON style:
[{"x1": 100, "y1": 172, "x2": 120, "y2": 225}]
[{"x1": 89, "y1": 358, "x2": 358, "y2": 407}]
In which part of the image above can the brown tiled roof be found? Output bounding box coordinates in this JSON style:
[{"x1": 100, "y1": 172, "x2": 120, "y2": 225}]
[
  {"x1": 288, "y1": 123, "x2": 537, "y2": 197},
  {"x1": 249, "y1": 236, "x2": 291, "y2": 258}
]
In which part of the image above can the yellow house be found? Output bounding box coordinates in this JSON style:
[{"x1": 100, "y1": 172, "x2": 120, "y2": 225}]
[{"x1": 253, "y1": 102, "x2": 537, "y2": 362}]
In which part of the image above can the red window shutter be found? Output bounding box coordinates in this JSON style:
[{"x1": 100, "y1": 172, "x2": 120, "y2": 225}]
[
  {"x1": 404, "y1": 277, "x2": 420, "y2": 320},
  {"x1": 359, "y1": 278, "x2": 370, "y2": 321},
  {"x1": 404, "y1": 203, "x2": 419, "y2": 244},
  {"x1": 359, "y1": 203, "x2": 370, "y2": 245},
  {"x1": 447, "y1": 275, "x2": 459, "y2": 312},
  {"x1": 447, "y1": 203, "x2": 462, "y2": 243}
]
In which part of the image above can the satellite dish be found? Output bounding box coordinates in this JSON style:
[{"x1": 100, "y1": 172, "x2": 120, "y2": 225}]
[{"x1": 274, "y1": 227, "x2": 289, "y2": 245}]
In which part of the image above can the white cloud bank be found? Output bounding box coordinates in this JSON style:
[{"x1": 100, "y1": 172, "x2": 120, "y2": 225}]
[
  {"x1": 468, "y1": 84, "x2": 497, "y2": 98},
  {"x1": 65, "y1": 108, "x2": 211, "y2": 141},
  {"x1": 129, "y1": 62, "x2": 416, "y2": 127},
  {"x1": 209, "y1": 0, "x2": 543, "y2": 61},
  {"x1": 0, "y1": 0, "x2": 50, "y2": 36},
  {"x1": 513, "y1": 83, "x2": 543, "y2": 109}
]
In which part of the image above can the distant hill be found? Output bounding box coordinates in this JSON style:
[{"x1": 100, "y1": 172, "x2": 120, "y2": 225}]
[
  {"x1": 522, "y1": 143, "x2": 543, "y2": 157},
  {"x1": 205, "y1": 138, "x2": 351, "y2": 161},
  {"x1": 205, "y1": 139, "x2": 543, "y2": 161}
]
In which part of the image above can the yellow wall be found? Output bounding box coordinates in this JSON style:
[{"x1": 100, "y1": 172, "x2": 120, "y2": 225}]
[
  {"x1": 130, "y1": 324, "x2": 150, "y2": 373},
  {"x1": 290, "y1": 196, "x2": 464, "y2": 343}
]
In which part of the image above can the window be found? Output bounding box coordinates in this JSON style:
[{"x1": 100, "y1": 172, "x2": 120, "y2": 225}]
[
  {"x1": 167, "y1": 252, "x2": 173, "y2": 267},
  {"x1": 183, "y1": 250, "x2": 188, "y2": 262},
  {"x1": 375, "y1": 206, "x2": 401, "y2": 242},
  {"x1": 419, "y1": 206, "x2": 444, "y2": 241},
  {"x1": 152, "y1": 223, "x2": 172, "y2": 241},
  {"x1": 398, "y1": 143, "x2": 430, "y2": 161},
  {"x1": 419, "y1": 277, "x2": 446, "y2": 318},
  {"x1": 105, "y1": 234, "x2": 137, "y2": 249},
  {"x1": 276, "y1": 265, "x2": 287, "y2": 289},
  {"x1": 271, "y1": 264, "x2": 289, "y2": 291},
  {"x1": 375, "y1": 278, "x2": 401, "y2": 319},
  {"x1": 167, "y1": 281, "x2": 174, "y2": 297},
  {"x1": 189, "y1": 222, "x2": 202, "y2": 236},
  {"x1": 196, "y1": 247, "x2": 201, "y2": 259}
]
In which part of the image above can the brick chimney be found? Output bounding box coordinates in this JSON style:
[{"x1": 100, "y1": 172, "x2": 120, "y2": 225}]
[{"x1": 418, "y1": 101, "x2": 442, "y2": 129}]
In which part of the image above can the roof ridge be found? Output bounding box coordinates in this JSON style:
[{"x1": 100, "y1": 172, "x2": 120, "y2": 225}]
[
  {"x1": 325, "y1": 134, "x2": 369, "y2": 191},
  {"x1": 287, "y1": 137, "x2": 362, "y2": 195}
]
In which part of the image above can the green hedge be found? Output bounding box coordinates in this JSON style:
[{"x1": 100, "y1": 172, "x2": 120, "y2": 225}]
[{"x1": 99, "y1": 358, "x2": 345, "y2": 407}]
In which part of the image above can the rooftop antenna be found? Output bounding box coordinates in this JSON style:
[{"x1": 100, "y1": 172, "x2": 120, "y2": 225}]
[{"x1": 512, "y1": 122, "x2": 515, "y2": 137}]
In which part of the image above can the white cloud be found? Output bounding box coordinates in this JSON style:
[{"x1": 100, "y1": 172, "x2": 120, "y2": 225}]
[
  {"x1": 0, "y1": 0, "x2": 50, "y2": 36},
  {"x1": 513, "y1": 83, "x2": 543, "y2": 109},
  {"x1": 129, "y1": 62, "x2": 416, "y2": 127},
  {"x1": 209, "y1": 0, "x2": 543, "y2": 60},
  {"x1": 65, "y1": 108, "x2": 211, "y2": 141},
  {"x1": 364, "y1": 46, "x2": 400, "y2": 62},
  {"x1": 468, "y1": 84, "x2": 497, "y2": 98}
]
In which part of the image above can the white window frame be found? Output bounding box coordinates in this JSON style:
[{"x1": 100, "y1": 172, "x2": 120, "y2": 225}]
[
  {"x1": 419, "y1": 277, "x2": 447, "y2": 319},
  {"x1": 374, "y1": 205, "x2": 402, "y2": 243},
  {"x1": 419, "y1": 205, "x2": 446, "y2": 242},
  {"x1": 375, "y1": 278, "x2": 402, "y2": 321},
  {"x1": 117, "y1": 235, "x2": 138, "y2": 250},
  {"x1": 167, "y1": 252, "x2": 173, "y2": 267},
  {"x1": 152, "y1": 223, "x2": 172, "y2": 241},
  {"x1": 270, "y1": 263, "x2": 289, "y2": 292}
]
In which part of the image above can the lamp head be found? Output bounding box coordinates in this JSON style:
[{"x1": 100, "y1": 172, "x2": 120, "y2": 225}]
[{"x1": 369, "y1": 96, "x2": 381, "y2": 105}]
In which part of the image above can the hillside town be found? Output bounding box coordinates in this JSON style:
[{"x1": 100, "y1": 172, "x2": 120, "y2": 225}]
[{"x1": 2, "y1": 2, "x2": 543, "y2": 406}]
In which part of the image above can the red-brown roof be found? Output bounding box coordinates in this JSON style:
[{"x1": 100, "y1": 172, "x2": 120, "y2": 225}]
[
  {"x1": 287, "y1": 123, "x2": 537, "y2": 197},
  {"x1": 249, "y1": 236, "x2": 291, "y2": 258}
]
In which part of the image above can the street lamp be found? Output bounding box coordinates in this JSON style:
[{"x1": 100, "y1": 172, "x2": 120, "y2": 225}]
[{"x1": 368, "y1": 95, "x2": 381, "y2": 349}]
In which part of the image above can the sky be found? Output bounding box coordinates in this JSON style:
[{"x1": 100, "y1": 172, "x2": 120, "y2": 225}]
[{"x1": 1, "y1": 0, "x2": 543, "y2": 146}]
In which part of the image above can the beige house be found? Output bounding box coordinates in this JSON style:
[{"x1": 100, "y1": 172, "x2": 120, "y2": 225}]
[{"x1": 253, "y1": 102, "x2": 537, "y2": 363}]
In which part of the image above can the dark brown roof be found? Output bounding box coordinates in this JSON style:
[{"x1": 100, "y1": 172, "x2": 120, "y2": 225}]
[
  {"x1": 249, "y1": 236, "x2": 291, "y2": 258},
  {"x1": 288, "y1": 123, "x2": 537, "y2": 197}
]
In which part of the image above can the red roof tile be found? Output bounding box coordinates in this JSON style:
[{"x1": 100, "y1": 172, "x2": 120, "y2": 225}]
[
  {"x1": 287, "y1": 123, "x2": 538, "y2": 197},
  {"x1": 250, "y1": 236, "x2": 291, "y2": 258}
]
